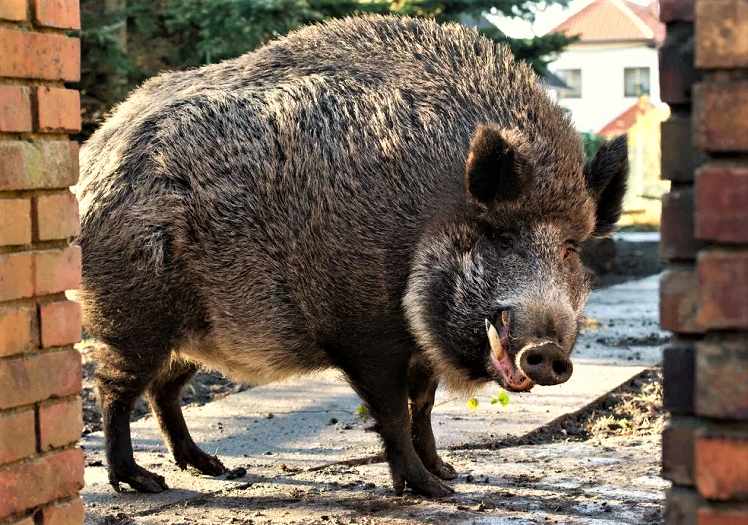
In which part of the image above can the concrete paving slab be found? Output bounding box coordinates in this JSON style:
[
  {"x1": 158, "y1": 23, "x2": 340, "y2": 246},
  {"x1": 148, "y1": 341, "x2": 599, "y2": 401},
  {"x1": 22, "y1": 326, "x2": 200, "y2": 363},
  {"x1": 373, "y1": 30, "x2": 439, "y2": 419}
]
[{"x1": 80, "y1": 274, "x2": 667, "y2": 524}]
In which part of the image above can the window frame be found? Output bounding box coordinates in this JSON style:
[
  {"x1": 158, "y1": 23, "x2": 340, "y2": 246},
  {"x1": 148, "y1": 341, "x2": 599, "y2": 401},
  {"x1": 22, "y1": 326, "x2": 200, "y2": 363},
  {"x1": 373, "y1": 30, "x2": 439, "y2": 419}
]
[
  {"x1": 556, "y1": 68, "x2": 582, "y2": 99},
  {"x1": 624, "y1": 67, "x2": 651, "y2": 97}
]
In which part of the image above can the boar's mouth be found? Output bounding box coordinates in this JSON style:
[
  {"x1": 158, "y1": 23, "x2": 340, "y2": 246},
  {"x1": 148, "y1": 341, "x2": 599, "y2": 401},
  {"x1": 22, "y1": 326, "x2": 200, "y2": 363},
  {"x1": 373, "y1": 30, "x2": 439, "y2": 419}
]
[{"x1": 485, "y1": 314, "x2": 534, "y2": 393}]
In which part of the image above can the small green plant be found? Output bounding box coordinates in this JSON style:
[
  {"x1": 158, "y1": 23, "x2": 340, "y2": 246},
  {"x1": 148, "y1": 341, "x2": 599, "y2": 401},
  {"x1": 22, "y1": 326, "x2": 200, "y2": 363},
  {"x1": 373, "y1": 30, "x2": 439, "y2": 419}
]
[
  {"x1": 467, "y1": 389, "x2": 510, "y2": 410},
  {"x1": 356, "y1": 404, "x2": 370, "y2": 421}
]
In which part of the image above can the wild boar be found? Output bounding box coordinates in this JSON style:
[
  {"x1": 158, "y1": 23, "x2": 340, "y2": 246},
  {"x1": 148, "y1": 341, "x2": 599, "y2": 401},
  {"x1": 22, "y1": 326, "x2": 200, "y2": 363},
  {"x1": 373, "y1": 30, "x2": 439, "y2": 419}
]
[{"x1": 74, "y1": 15, "x2": 628, "y2": 498}]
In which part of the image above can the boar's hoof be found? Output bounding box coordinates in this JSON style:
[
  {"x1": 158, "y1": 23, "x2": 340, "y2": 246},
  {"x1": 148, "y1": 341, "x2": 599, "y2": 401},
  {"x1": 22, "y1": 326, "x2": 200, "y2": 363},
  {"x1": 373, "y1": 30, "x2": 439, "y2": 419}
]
[
  {"x1": 429, "y1": 458, "x2": 458, "y2": 480},
  {"x1": 394, "y1": 471, "x2": 455, "y2": 497},
  {"x1": 110, "y1": 465, "x2": 169, "y2": 493},
  {"x1": 175, "y1": 450, "x2": 227, "y2": 476},
  {"x1": 518, "y1": 344, "x2": 573, "y2": 386}
]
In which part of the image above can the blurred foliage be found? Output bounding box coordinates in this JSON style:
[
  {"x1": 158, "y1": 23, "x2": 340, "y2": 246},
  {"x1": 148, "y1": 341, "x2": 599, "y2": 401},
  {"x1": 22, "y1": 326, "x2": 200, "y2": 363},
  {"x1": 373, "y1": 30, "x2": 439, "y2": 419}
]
[
  {"x1": 75, "y1": 0, "x2": 577, "y2": 139},
  {"x1": 579, "y1": 130, "x2": 606, "y2": 160}
]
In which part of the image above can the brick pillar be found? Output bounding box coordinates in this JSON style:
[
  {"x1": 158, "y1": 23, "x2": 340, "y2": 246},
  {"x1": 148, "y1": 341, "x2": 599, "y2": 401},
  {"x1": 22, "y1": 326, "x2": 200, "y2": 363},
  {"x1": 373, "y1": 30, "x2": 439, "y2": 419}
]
[
  {"x1": 0, "y1": 1, "x2": 84, "y2": 524},
  {"x1": 661, "y1": 1, "x2": 748, "y2": 523}
]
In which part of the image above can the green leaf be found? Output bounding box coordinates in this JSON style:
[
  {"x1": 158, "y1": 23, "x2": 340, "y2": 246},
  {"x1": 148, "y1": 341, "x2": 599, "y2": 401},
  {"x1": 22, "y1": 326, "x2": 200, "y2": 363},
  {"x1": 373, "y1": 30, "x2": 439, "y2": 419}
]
[
  {"x1": 356, "y1": 404, "x2": 369, "y2": 420},
  {"x1": 467, "y1": 397, "x2": 479, "y2": 410},
  {"x1": 497, "y1": 389, "x2": 510, "y2": 407}
]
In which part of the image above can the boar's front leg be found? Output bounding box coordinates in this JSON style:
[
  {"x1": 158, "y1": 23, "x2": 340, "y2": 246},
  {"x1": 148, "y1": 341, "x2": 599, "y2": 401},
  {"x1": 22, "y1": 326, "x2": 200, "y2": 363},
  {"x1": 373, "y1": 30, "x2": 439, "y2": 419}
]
[
  {"x1": 408, "y1": 357, "x2": 457, "y2": 480},
  {"x1": 338, "y1": 349, "x2": 455, "y2": 497}
]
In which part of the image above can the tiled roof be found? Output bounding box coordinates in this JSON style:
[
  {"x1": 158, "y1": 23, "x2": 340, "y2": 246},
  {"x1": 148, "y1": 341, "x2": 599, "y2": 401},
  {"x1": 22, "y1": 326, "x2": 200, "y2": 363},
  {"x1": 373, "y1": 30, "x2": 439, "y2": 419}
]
[
  {"x1": 597, "y1": 96, "x2": 655, "y2": 136},
  {"x1": 550, "y1": 0, "x2": 664, "y2": 45}
]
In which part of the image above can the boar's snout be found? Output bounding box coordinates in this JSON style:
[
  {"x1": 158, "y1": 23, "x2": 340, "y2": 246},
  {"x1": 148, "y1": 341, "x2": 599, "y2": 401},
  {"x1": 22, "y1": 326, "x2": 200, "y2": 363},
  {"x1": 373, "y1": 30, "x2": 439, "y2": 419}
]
[{"x1": 518, "y1": 343, "x2": 573, "y2": 386}]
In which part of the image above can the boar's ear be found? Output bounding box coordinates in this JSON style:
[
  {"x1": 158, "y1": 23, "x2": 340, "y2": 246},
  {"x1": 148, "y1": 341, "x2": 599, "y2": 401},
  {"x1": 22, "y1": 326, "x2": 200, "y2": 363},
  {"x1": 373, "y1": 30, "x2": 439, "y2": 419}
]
[
  {"x1": 465, "y1": 126, "x2": 532, "y2": 205},
  {"x1": 584, "y1": 135, "x2": 629, "y2": 237}
]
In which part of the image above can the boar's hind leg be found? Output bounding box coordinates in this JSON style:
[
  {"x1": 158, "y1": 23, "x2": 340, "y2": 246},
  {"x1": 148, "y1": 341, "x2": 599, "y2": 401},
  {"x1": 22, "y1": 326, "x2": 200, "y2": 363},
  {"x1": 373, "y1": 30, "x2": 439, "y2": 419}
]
[
  {"x1": 408, "y1": 358, "x2": 457, "y2": 480},
  {"x1": 95, "y1": 344, "x2": 170, "y2": 493},
  {"x1": 340, "y1": 351, "x2": 455, "y2": 497},
  {"x1": 147, "y1": 359, "x2": 227, "y2": 476}
]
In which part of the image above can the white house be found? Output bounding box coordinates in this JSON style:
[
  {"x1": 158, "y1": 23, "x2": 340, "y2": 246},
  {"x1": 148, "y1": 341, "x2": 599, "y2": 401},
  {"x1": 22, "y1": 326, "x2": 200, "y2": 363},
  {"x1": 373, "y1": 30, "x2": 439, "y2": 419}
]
[{"x1": 546, "y1": 0, "x2": 665, "y2": 133}]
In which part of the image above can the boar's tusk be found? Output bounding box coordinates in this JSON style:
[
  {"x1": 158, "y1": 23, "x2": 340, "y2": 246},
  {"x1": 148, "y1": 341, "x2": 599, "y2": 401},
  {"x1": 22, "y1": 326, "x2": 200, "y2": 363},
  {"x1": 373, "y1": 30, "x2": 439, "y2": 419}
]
[{"x1": 485, "y1": 319, "x2": 505, "y2": 361}]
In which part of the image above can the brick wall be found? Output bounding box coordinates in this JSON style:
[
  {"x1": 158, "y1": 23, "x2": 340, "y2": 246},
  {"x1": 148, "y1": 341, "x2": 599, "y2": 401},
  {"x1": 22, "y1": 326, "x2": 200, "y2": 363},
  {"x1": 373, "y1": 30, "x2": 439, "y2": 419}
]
[
  {"x1": 0, "y1": 1, "x2": 84, "y2": 524},
  {"x1": 661, "y1": 0, "x2": 748, "y2": 523}
]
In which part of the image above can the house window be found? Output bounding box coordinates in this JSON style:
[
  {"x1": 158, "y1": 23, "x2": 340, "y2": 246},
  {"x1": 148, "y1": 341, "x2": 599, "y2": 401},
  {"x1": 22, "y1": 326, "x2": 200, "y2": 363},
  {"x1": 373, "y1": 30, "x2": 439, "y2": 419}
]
[
  {"x1": 557, "y1": 69, "x2": 582, "y2": 99},
  {"x1": 624, "y1": 67, "x2": 651, "y2": 97}
]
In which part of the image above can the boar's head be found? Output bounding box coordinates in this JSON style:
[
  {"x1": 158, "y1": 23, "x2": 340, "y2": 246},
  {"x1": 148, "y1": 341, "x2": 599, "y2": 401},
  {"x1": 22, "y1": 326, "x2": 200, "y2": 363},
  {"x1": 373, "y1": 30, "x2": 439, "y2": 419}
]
[{"x1": 404, "y1": 125, "x2": 628, "y2": 394}]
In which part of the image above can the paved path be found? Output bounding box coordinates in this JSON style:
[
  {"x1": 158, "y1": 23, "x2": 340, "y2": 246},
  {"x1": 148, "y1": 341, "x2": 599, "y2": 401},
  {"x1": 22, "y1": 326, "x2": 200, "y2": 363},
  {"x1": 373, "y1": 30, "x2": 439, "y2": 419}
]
[{"x1": 81, "y1": 274, "x2": 666, "y2": 524}]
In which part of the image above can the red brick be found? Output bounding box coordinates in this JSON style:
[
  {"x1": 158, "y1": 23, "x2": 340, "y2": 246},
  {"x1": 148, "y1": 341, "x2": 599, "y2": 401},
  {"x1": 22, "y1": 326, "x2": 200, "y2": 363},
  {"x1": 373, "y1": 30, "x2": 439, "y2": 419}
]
[
  {"x1": 698, "y1": 507, "x2": 748, "y2": 525},
  {"x1": 39, "y1": 300, "x2": 81, "y2": 348},
  {"x1": 0, "y1": 140, "x2": 79, "y2": 191},
  {"x1": 661, "y1": 0, "x2": 694, "y2": 22},
  {"x1": 0, "y1": 448, "x2": 84, "y2": 519},
  {"x1": 696, "y1": 339, "x2": 748, "y2": 420},
  {"x1": 35, "y1": 87, "x2": 81, "y2": 133},
  {"x1": 39, "y1": 397, "x2": 82, "y2": 450},
  {"x1": 0, "y1": 410, "x2": 35, "y2": 464},
  {"x1": 33, "y1": 192, "x2": 80, "y2": 241},
  {"x1": 694, "y1": 82, "x2": 748, "y2": 152},
  {"x1": 0, "y1": 86, "x2": 32, "y2": 132},
  {"x1": 698, "y1": 251, "x2": 748, "y2": 329},
  {"x1": 661, "y1": 188, "x2": 702, "y2": 260},
  {"x1": 663, "y1": 417, "x2": 697, "y2": 486},
  {"x1": 0, "y1": 29, "x2": 79, "y2": 82},
  {"x1": 0, "y1": 252, "x2": 34, "y2": 302},
  {"x1": 0, "y1": 0, "x2": 27, "y2": 21},
  {"x1": 0, "y1": 198, "x2": 32, "y2": 246},
  {"x1": 8, "y1": 517, "x2": 34, "y2": 525},
  {"x1": 0, "y1": 307, "x2": 33, "y2": 357},
  {"x1": 666, "y1": 487, "x2": 705, "y2": 525},
  {"x1": 696, "y1": 0, "x2": 748, "y2": 69},
  {"x1": 0, "y1": 349, "x2": 81, "y2": 409},
  {"x1": 661, "y1": 268, "x2": 702, "y2": 333},
  {"x1": 35, "y1": 246, "x2": 81, "y2": 296},
  {"x1": 696, "y1": 432, "x2": 748, "y2": 501},
  {"x1": 660, "y1": 24, "x2": 699, "y2": 105},
  {"x1": 42, "y1": 497, "x2": 85, "y2": 525},
  {"x1": 33, "y1": 0, "x2": 79, "y2": 30},
  {"x1": 696, "y1": 164, "x2": 748, "y2": 243},
  {"x1": 661, "y1": 117, "x2": 705, "y2": 183}
]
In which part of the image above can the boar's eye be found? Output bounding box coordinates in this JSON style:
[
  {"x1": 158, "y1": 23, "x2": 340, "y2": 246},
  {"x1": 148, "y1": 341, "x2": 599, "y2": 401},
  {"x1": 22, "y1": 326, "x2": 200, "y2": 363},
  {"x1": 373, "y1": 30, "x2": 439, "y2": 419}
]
[
  {"x1": 561, "y1": 241, "x2": 579, "y2": 260},
  {"x1": 498, "y1": 233, "x2": 515, "y2": 257}
]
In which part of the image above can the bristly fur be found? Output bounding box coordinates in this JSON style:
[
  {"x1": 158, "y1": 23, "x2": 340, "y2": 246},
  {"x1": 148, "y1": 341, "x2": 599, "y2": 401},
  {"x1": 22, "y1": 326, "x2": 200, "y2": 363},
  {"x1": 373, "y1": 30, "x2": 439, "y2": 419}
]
[{"x1": 73, "y1": 15, "x2": 628, "y2": 497}]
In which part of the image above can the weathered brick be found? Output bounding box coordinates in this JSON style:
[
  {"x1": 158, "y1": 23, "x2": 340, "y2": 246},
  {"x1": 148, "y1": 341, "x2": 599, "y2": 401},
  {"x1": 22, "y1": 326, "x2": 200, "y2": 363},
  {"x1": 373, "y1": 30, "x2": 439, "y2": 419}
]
[
  {"x1": 33, "y1": 0, "x2": 80, "y2": 30},
  {"x1": 696, "y1": 431, "x2": 748, "y2": 501},
  {"x1": 698, "y1": 251, "x2": 748, "y2": 329},
  {"x1": 660, "y1": 23, "x2": 698, "y2": 105},
  {"x1": 0, "y1": 410, "x2": 35, "y2": 464},
  {"x1": 695, "y1": 164, "x2": 748, "y2": 243},
  {"x1": 35, "y1": 87, "x2": 81, "y2": 133},
  {"x1": 0, "y1": 86, "x2": 32, "y2": 132},
  {"x1": 32, "y1": 191, "x2": 80, "y2": 241},
  {"x1": 663, "y1": 417, "x2": 698, "y2": 486},
  {"x1": 0, "y1": 252, "x2": 34, "y2": 302},
  {"x1": 39, "y1": 300, "x2": 81, "y2": 348},
  {"x1": 661, "y1": 117, "x2": 705, "y2": 183},
  {"x1": 661, "y1": 268, "x2": 702, "y2": 333},
  {"x1": 7, "y1": 517, "x2": 34, "y2": 525},
  {"x1": 666, "y1": 487, "x2": 705, "y2": 525},
  {"x1": 694, "y1": 82, "x2": 748, "y2": 152},
  {"x1": 0, "y1": 349, "x2": 81, "y2": 409},
  {"x1": 661, "y1": 0, "x2": 695, "y2": 22},
  {"x1": 696, "y1": 339, "x2": 748, "y2": 420},
  {"x1": 696, "y1": 0, "x2": 748, "y2": 69},
  {"x1": 0, "y1": 0, "x2": 27, "y2": 21},
  {"x1": 0, "y1": 198, "x2": 32, "y2": 246},
  {"x1": 0, "y1": 140, "x2": 78, "y2": 191},
  {"x1": 661, "y1": 188, "x2": 702, "y2": 260},
  {"x1": 0, "y1": 307, "x2": 33, "y2": 357},
  {"x1": 0, "y1": 448, "x2": 84, "y2": 519},
  {"x1": 664, "y1": 342, "x2": 695, "y2": 414},
  {"x1": 39, "y1": 397, "x2": 82, "y2": 450},
  {"x1": 698, "y1": 507, "x2": 748, "y2": 525},
  {"x1": 0, "y1": 29, "x2": 79, "y2": 82},
  {"x1": 35, "y1": 246, "x2": 81, "y2": 296},
  {"x1": 42, "y1": 497, "x2": 85, "y2": 525}
]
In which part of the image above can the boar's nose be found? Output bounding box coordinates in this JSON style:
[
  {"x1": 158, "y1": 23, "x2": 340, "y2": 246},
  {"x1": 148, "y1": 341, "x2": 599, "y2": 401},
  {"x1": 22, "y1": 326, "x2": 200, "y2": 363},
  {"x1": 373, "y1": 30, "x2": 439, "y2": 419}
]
[{"x1": 518, "y1": 343, "x2": 573, "y2": 386}]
